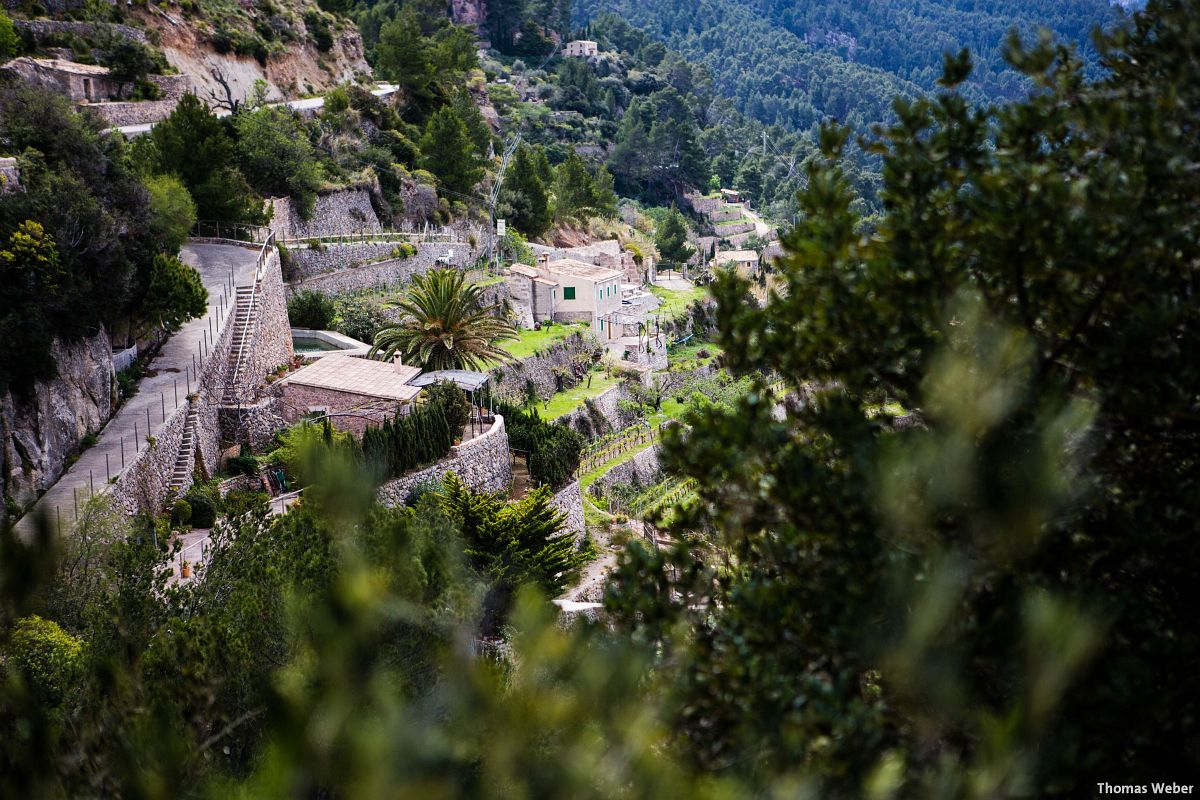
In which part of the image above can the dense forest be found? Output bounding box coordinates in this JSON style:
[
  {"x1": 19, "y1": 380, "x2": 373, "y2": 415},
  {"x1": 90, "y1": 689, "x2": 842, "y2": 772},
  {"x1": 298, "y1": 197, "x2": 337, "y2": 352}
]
[{"x1": 573, "y1": 0, "x2": 1120, "y2": 131}]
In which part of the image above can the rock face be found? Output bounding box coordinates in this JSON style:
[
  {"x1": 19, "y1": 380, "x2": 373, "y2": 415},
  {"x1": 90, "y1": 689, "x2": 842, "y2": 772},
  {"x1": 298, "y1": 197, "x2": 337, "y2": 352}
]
[{"x1": 1, "y1": 330, "x2": 115, "y2": 519}]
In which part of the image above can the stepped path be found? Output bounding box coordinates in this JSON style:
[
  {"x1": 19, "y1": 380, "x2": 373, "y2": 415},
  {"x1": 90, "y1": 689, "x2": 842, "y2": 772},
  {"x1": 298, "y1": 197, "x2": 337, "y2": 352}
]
[{"x1": 15, "y1": 243, "x2": 259, "y2": 539}]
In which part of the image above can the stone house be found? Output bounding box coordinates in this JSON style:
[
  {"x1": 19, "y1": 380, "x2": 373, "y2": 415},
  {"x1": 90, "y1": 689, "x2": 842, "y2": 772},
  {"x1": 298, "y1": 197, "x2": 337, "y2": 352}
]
[
  {"x1": 2, "y1": 57, "x2": 125, "y2": 102},
  {"x1": 563, "y1": 39, "x2": 598, "y2": 57},
  {"x1": 277, "y1": 354, "x2": 422, "y2": 437},
  {"x1": 506, "y1": 262, "x2": 559, "y2": 328},
  {"x1": 713, "y1": 248, "x2": 760, "y2": 275}
]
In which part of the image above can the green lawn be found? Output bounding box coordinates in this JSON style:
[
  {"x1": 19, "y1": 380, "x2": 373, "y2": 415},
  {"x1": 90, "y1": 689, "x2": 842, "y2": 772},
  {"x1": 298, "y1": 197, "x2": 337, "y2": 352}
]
[
  {"x1": 539, "y1": 368, "x2": 622, "y2": 419},
  {"x1": 650, "y1": 284, "x2": 708, "y2": 320},
  {"x1": 667, "y1": 341, "x2": 722, "y2": 371},
  {"x1": 491, "y1": 323, "x2": 590, "y2": 363}
]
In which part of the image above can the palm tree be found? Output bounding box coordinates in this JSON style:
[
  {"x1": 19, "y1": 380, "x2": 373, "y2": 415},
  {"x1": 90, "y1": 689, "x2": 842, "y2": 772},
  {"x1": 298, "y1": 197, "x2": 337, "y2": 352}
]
[{"x1": 371, "y1": 269, "x2": 518, "y2": 371}]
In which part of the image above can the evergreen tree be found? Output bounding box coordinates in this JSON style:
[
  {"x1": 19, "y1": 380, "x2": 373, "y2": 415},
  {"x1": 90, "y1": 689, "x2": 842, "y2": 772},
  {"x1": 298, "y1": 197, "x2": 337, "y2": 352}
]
[
  {"x1": 418, "y1": 106, "x2": 485, "y2": 196},
  {"x1": 451, "y1": 87, "x2": 492, "y2": 156},
  {"x1": 654, "y1": 207, "x2": 694, "y2": 267},
  {"x1": 500, "y1": 145, "x2": 553, "y2": 239}
]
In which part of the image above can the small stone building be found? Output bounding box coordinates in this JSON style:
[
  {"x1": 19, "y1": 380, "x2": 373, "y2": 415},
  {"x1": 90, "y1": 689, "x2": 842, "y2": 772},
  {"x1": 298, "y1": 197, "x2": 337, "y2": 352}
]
[
  {"x1": 277, "y1": 354, "x2": 423, "y2": 437},
  {"x1": 713, "y1": 249, "x2": 760, "y2": 275},
  {"x1": 506, "y1": 262, "x2": 559, "y2": 328},
  {"x1": 1, "y1": 57, "x2": 125, "y2": 102},
  {"x1": 563, "y1": 39, "x2": 598, "y2": 57}
]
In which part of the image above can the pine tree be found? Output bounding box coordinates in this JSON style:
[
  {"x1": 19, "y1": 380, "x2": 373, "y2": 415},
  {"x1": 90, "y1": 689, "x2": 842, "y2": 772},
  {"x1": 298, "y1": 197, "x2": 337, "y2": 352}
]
[
  {"x1": 654, "y1": 207, "x2": 695, "y2": 267},
  {"x1": 501, "y1": 144, "x2": 552, "y2": 238},
  {"x1": 418, "y1": 106, "x2": 484, "y2": 196}
]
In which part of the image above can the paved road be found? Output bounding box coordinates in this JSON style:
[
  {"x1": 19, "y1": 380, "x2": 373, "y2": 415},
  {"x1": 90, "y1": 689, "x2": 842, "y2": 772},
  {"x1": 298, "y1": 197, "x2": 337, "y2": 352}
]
[
  {"x1": 16, "y1": 243, "x2": 259, "y2": 539},
  {"x1": 115, "y1": 84, "x2": 398, "y2": 137}
]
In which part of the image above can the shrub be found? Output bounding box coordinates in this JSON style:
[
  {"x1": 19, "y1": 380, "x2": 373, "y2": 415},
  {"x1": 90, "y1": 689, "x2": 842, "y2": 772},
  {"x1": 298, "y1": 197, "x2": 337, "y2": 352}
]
[
  {"x1": 5, "y1": 616, "x2": 84, "y2": 708},
  {"x1": 288, "y1": 290, "x2": 335, "y2": 330},
  {"x1": 498, "y1": 402, "x2": 583, "y2": 489},
  {"x1": 331, "y1": 296, "x2": 387, "y2": 343},
  {"x1": 184, "y1": 491, "x2": 218, "y2": 527},
  {"x1": 170, "y1": 498, "x2": 192, "y2": 526},
  {"x1": 223, "y1": 489, "x2": 268, "y2": 518},
  {"x1": 227, "y1": 446, "x2": 259, "y2": 477},
  {"x1": 425, "y1": 380, "x2": 471, "y2": 436},
  {"x1": 361, "y1": 400, "x2": 454, "y2": 479}
]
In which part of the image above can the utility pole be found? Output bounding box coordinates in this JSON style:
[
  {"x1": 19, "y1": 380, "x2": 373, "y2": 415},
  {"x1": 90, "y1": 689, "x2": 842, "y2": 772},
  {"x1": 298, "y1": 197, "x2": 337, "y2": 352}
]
[{"x1": 488, "y1": 134, "x2": 523, "y2": 272}]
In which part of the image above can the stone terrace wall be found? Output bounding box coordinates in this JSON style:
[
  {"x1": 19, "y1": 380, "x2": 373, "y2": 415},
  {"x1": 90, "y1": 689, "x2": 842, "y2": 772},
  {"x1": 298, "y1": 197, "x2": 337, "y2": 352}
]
[
  {"x1": 270, "y1": 188, "x2": 382, "y2": 241},
  {"x1": 685, "y1": 194, "x2": 723, "y2": 214},
  {"x1": 550, "y1": 479, "x2": 586, "y2": 541},
  {"x1": 707, "y1": 208, "x2": 743, "y2": 223},
  {"x1": 287, "y1": 242, "x2": 476, "y2": 296},
  {"x1": 554, "y1": 382, "x2": 641, "y2": 440},
  {"x1": 13, "y1": 19, "x2": 148, "y2": 44},
  {"x1": 714, "y1": 221, "x2": 755, "y2": 238},
  {"x1": 109, "y1": 397, "x2": 191, "y2": 516},
  {"x1": 244, "y1": 248, "x2": 294, "y2": 389},
  {"x1": 377, "y1": 415, "x2": 512, "y2": 504},
  {"x1": 286, "y1": 241, "x2": 407, "y2": 280},
  {"x1": 489, "y1": 331, "x2": 604, "y2": 405},
  {"x1": 589, "y1": 445, "x2": 661, "y2": 500}
]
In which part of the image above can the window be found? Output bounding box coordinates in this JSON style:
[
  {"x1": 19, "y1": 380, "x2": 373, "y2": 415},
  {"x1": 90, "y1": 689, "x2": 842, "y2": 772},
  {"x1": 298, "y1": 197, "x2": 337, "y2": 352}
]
[
  {"x1": 563, "y1": 286, "x2": 575, "y2": 300},
  {"x1": 599, "y1": 319, "x2": 604, "y2": 330}
]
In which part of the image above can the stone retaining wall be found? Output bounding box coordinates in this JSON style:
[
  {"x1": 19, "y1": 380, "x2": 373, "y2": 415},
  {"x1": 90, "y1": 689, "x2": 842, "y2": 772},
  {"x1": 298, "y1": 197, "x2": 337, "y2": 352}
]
[
  {"x1": 286, "y1": 241, "x2": 410, "y2": 279},
  {"x1": 685, "y1": 194, "x2": 723, "y2": 214},
  {"x1": 707, "y1": 208, "x2": 743, "y2": 223},
  {"x1": 589, "y1": 445, "x2": 661, "y2": 500},
  {"x1": 489, "y1": 331, "x2": 603, "y2": 405},
  {"x1": 269, "y1": 187, "x2": 382, "y2": 241},
  {"x1": 376, "y1": 415, "x2": 512, "y2": 505},
  {"x1": 287, "y1": 243, "x2": 476, "y2": 296},
  {"x1": 109, "y1": 398, "x2": 190, "y2": 516},
  {"x1": 555, "y1": 382, "x2": 641, "y2": 440},
  {"x1": 550, "y1": 479, "x2": 585, "y2": 541},
  {"x1": 244, "y1": 249, "x2": 294, "y2": 391},
  {"x1": 714, "y1": 221, "x2": 755, "y2": 238},
  {"x1": 13, "y1": 19, "x2": 148, "y2": 44}
]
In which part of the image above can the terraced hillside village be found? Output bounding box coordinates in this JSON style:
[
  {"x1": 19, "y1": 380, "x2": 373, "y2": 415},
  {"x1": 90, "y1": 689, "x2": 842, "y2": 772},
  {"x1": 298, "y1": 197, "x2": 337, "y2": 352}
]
[{"x1": 3, "y1": 0, "x2": 1200, "y2": 795}]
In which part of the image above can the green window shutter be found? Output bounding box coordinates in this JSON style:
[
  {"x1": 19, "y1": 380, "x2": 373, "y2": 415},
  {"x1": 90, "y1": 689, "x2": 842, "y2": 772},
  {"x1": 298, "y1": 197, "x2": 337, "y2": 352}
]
[
  {"x1": 564, "y1": 286, "x2": 575, "y2": 300},
  {"x1": 600, "y1": 319, "x2": 604, "y2": 330}
]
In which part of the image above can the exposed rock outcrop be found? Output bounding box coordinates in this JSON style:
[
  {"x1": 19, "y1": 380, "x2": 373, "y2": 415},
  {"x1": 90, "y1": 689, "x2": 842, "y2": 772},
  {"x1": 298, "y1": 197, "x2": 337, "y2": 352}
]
[{"x1": 1, "y1": 330, "x2": 115, "y2": 520}]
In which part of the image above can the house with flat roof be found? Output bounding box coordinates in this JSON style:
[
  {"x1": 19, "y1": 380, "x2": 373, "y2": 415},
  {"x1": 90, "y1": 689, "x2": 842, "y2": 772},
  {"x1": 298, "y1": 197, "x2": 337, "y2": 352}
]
[
  {"x1": 278, "y1": 354, "x2": 423, "y2": 436},
  {"x1": 563, "y1": 39, "x2": 598, "y2": 57},
  {"x1": 2, "y1": 57, "x2": 125, "y2": 102}
]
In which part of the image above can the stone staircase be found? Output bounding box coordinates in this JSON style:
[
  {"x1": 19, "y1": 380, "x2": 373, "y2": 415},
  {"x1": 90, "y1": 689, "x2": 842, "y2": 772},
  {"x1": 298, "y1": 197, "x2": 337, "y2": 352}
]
[
  {"x1": 168, "y1": 403, "x2": 200, "y2": 493},
  {"x1": 223, "y1": 284, "x2": 258, "y2": 404}
]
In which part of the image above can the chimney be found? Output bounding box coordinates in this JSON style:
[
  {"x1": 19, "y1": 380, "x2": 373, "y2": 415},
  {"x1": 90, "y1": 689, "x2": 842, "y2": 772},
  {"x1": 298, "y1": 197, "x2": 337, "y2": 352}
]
[
  {"x1": 393, "y1": 353, "x2": 404, "y2": 372},
  {"x1": 537, "y1": 253, "x2": 549, "y2": 269}
]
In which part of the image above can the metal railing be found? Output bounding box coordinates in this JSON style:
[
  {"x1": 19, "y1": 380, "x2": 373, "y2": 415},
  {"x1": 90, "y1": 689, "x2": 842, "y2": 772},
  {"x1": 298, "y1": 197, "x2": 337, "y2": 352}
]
[{"x1": 192, "y1": 220, "x2": 272, "y2": 243}]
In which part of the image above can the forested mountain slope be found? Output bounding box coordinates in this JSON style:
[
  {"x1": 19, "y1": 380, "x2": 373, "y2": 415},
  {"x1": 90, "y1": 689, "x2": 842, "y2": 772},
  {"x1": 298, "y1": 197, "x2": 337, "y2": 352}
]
[{"x1": 574, "y1": 0, "x2": 1121, "y2": 132}]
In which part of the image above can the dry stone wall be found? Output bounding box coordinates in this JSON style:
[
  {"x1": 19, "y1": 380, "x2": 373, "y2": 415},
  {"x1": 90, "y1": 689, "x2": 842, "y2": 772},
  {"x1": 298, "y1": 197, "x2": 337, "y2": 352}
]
[
  {"x1": 376, "y1": 415, "x2": 513, "y2": 505},
  {"x1": 287, "y1": 242, "x2": 477, "y2": 296},
  {"x1": 714, "y1": 221, "x2": 755, "y2": 238},
  {"x1": 244, "y1": 249, "x2": 294, "y2": 388},
  {"x1": 489, "y1": 331, "x2": 604, "y2": 405},
  {"x1": 550, "y1": 479, "x2": 586, "y2": 542},
  {"x1": 12, "y1": 19, "x2": 148, "y2": 44},
  {"x1": 270, "y1": 188, "x2": 382, "y2": 241},
  {"x1": 554, "y1": 381, "x2": 642, "y2": 440},
  {"x1": 589, "y1": 445, "x2": 661, "y2": 500},
  {"x1": 109, "y1": 397, "x2": 191, "y2": 516},
  {"x1": 286, "y1": 241, "x2": 409, "y2": 279},
  {"x1": 0, "y1": 330, "x2": 115, "y2": 518}
]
